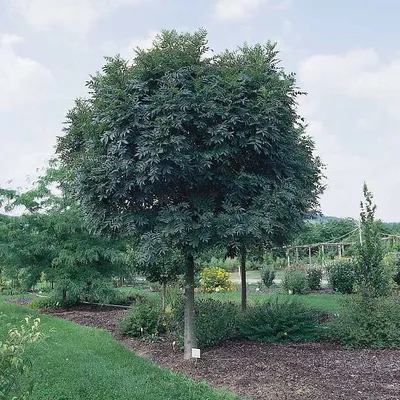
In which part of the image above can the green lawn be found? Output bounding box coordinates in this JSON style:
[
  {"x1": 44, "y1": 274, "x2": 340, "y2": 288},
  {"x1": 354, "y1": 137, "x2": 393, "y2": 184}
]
[{"x1": 0, "y1": 300, "x2": 239, "y2": 400}]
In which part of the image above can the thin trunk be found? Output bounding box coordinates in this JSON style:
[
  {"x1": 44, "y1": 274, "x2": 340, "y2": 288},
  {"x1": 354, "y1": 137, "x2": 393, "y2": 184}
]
[
  {"x1": 184, "y1": 253, "x2": 197, "y2": 360},
  {"x1": 62, "y1": 289, "x2": 67, "y2": 304},
  {"x1": 240, "y1": 245, "x2": 247, "y2": 312},
  {"x1": 162, "y1": 281, "x2": 167, "y2": 313}
]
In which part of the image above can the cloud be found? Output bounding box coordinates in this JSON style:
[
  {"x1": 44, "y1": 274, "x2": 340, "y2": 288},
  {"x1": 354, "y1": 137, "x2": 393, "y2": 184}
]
[
  {"x1": 121, "y1": 31, "x2": 160, "y2": 59},
  {"x1": 101, "y1": 31, "x2": 160, "y2": 63},
  {"x1": 213, "y1": 0, "x2": 290, "y2": 22},
  {"x1": 298, "y1": 49, "x2": 400, "y2": 220},
  {"x1": 0, "y1": 34, "x2": 55, "y2": 110},
  {"x1": 9, "y1": 0, "x2": 147, "y2": 35},
  {"x1": 214, "y1": 0, "x2": 269, "y2": 22}
]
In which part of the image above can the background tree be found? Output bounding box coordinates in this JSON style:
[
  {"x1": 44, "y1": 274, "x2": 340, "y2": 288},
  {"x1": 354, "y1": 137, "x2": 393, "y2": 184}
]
[
  {"x1": 56, "y1": 29, "x2": 323, "y2": 357},
  {"x1": 355, "y1": 184, "x2": 389, "y2": 298},
  {"x1": 0, "y1": 167, "x2": 127, "y2": 303},
  {"x1": 128, "y1": 235, "x2": 183, "y2": 311}
]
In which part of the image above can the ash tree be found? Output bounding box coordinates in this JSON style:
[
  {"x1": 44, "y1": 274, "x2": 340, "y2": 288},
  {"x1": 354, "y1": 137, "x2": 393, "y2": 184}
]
[{"x1": 56, "y1": 29, "x2": 323, "y2": 359}]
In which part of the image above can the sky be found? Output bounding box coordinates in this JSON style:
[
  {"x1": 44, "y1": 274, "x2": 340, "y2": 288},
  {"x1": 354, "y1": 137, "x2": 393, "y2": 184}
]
[{"x1": 1, "y1": 0, "x2": 399, "y2": 221}]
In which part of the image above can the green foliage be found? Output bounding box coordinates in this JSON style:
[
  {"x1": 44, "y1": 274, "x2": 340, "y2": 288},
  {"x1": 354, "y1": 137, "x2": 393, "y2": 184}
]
[
  {"x1": 327, "y1": 260, "x2": 356, "y2": 294},
  {"x1": 328, "y1": 296, "x2": 400, "y2": 348},
  {"x1": 355, "y1": 184, "x2": 389, "y2": 298},
  {"x1": 28, "y1": 297, "x2": 61, "y2": 310},
  {"x1": 260, "y1": 266, "x2": 275, "y2": 288},
  {"x1": 56, "y1": 29, "x2": 324, "y2": 357},
  {"x1": 238, "y1": 299, "x2": 323, "y2": 342},
  {"x1": 282, "y1": 269, "x2": 308, "y2": 294},
  {"x1": 393, "y1": 252, "x2": 400, "y2": 285},
  {"x1": 205, "y1": 257, "x2": 240, "y2": 272},
  {"x1": 0, "y1": 315, "x2": 42, "y2": 400},
  {"x1": 393, "y1": 268, "x2": 400, "y2": 286},
  {"x1": 128, "y1": 239, "x2": 183, "y2": 288},
  {"x1": 172, "y1": 299, "x2": 239, "y2": 349},
  {"x1": 307, "y1": 268, "x2": 322, "y2": 290},
  {"x1": 293, "y1": 218, "x2": 357, "y2": 247},
  {"x1": 118, "y1": 297, "x2": 166, "y2": 338},
  {"x1": 0, "y1": 168, "x2": 128, "y2": 305},
  {"x1": 200, "y1": 267, "x2": 236, "y2": 293}
]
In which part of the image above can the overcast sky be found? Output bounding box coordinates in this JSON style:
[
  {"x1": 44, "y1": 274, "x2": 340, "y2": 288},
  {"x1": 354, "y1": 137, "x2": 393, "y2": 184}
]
[{"x1": 1, "y1": 0, "x2": 399, "y2": 220}]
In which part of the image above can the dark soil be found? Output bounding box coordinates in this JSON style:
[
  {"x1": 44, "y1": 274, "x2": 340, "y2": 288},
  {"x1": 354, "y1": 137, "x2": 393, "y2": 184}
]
[{"x1": 11, "y1": 300, "x2": 400, "y2": 400}]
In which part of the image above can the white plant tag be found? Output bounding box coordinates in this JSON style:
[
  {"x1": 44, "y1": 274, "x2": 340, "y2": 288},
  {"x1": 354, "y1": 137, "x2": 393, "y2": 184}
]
[{"x1": 191, "y1": 348, "x2": 201, "y2": 359}]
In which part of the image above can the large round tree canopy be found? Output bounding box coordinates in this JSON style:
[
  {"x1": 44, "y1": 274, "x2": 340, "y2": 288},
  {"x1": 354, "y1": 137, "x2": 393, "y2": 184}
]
[{"x1": 57, "y1": 29, "x2": 323, "y2": 253}]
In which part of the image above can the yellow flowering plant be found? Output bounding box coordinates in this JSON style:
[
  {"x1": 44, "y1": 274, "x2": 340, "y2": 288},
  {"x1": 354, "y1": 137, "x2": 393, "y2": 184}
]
[{"x1": 200, "y1": 267, "x2": 236, "y2": 293}]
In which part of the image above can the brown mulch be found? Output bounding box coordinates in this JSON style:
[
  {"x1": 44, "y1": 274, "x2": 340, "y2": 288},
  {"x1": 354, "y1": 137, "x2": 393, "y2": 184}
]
[{"x1": 10, "y1": 300, "x2": 400, "y2": 400}]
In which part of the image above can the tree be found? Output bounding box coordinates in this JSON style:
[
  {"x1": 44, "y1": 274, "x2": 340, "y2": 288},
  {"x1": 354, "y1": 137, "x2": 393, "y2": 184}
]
[
  {"x1": 355, "y1": 184, "x2": 389, "y2": 298},
  {"x1": 129, "y1": 235, "x2": 183, "y2": 311},
  {"x1": 56, "y1": 29, "x2": 323, "y2": 358},
  {"x1": 294, "y1": 218, "x2": 358, "y2": 246},
  {"x1": 0, "y1": 168, "x2": 127, "y2": 303}
]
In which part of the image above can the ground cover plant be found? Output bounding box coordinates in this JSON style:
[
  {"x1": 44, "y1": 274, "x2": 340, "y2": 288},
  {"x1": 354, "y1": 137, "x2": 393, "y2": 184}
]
[{"x1": 238, "y1": 299, "x2": 324, "y2": 342}]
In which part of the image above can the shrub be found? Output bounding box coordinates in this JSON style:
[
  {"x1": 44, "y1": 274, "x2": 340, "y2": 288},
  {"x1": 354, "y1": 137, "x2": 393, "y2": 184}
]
[
  {"x1": 103, "y1": 290, "x2": 140, "y2": 306},
  {"x1": 0, "y1": 315, "x2": 42, "y2": 399},
  {"x1": 328, "y1": 296, "x2": 400, "y2": 348},
  {"x1": 260, "y1": 266, "x2": 275, "y2": 288},
  {"x1": 205, "y1": 257, "x2": 240, "y2": 272},
  {"x1": 118, "y1": 297, "x2": 166, "y2": 338},
  {"x1": 28, "y1": 296, "x2": 62, "y2": 310},
  {"x1": 307, "y1": 268, "x2": 322, "y2": 291},
  {"x1": 394, "y1": 267, "x2": 400, "y2": 286},
  {"x1": 200, "y1": 267, "x2": 236, "y2": 293},
  {"x1": 171, "y1": 299, "x2": 239, "y2": 348},
  {"x1": 327, "y1": 260, "x2": 356, "y2": 294},
  {"x1": 391, "y1": 252, "x2": 400, "y2": 285},
  {"x1": 282, "y1": 269, "x2": 308, "y2": 294},
  {"x1": 238, "y1": 299, "x2": 323, "y2": 342}
]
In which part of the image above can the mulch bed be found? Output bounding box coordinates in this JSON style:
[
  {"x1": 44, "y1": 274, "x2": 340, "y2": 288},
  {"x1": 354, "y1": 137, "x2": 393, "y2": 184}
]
[{"x1": 8, "y1": 299, "x2": 400, "y2": 399}]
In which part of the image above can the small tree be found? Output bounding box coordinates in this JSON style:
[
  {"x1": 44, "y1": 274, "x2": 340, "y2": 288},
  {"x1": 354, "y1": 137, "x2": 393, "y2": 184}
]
[
  {"x1": 57, "y1": 29, "x2": 323, "y2": 358},
  {"x1": 355, "y1": 184, "x2": 389, "y2": 298},
  {"x1": 130, "y1": 235, "x2": 183, "y2": 312},
  {"x1": 0, "y1": 168, "x2": 127, "y2": 303}
]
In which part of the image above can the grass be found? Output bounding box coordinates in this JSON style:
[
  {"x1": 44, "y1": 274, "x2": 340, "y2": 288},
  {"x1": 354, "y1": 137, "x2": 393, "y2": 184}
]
[{"x1": 0, "y1": 299, "x2": 239, "y2": 400}]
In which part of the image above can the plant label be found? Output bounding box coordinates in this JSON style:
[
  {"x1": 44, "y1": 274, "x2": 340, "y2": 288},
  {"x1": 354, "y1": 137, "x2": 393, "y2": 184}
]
[{"x1": 191, "y1": 348, "x2": 201, "y2": 359}]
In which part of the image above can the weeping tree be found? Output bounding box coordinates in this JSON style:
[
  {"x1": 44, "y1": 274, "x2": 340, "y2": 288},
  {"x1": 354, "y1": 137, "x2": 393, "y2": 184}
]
[{"x1": 56, "y1": 29, "x2": 323, "y2": 358}]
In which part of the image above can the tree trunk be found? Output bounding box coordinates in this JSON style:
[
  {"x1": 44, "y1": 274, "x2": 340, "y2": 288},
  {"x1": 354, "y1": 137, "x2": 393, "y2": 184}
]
[
  {"x1": 162, "y1": 281, "x2": 167, "y2": 313},
  {"x1": 184, "y1": 253, "x2": 197, "y2": 360},
  {"x1": 240, "y1": 245, "x2": 247, "y2": 312}
]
